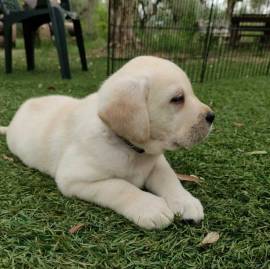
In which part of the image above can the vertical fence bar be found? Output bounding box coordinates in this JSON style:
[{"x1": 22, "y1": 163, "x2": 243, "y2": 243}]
[
  {"x1": 265, "y1": 1, "x2": 270, "y2": 75},
  {"x1": 266, "y1": 39, "x2": 270, "y2": 74},
  {"x1": 207, "y1": 8, "x2": 218, "y2": 82},
  {"x1": 111, "y1": 0, "x2": 117, "y2": 74},
  {"x1": 200, "y1": 2, "x2": 214, "y2": 83},
  {"x1": 266, "y1": 59, "x2": 270, "y2": 75},
  {"x1": 106, "y1": 0, "x2": 112, "y2": 76}
]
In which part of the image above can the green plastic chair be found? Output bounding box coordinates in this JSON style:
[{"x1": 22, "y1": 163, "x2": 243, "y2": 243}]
[{"x1": 0, "y1": 0, "x2": 88, "y2": 79}]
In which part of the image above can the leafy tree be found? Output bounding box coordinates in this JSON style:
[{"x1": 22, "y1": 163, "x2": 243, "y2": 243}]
[{"x1": 250, "y1": 0, "x2": 269, "y2": 11}]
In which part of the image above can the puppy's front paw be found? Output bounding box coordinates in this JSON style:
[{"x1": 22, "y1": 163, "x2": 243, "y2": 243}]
[
  {"x1": 125, "y1": 194, "x2": 174, "y2": 229},
  {"x1": 166, "y1": 191, "x2": 204, "y2": 223}
]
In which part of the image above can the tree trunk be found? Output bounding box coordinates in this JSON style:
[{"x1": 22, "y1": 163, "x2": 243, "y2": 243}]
[
  {"x1": 87, "y1": 0, "x2": 97, "y2": 35},
  {"x1": 110, "y1": 0, "x2": 137, "y2": 57},
  {"x1": 226, "y1": 0, "x2": 242, "y2": 25},
  {"x1": 227, "y1": 0, "x2": 235, "y2": 21}
]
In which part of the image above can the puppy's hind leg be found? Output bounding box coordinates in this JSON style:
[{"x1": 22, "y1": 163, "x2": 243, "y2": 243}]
[{"x1": 0, "y1": 126, "x2": 8, "y2": 135}]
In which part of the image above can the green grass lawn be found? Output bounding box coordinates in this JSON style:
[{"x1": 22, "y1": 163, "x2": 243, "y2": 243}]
[{"x1": 0, "y1": 42, "x2": 269, "y2": 268}]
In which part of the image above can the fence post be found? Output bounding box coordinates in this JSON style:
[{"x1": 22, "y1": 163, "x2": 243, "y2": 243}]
[
  {"x1": 107, "y1": 0, "x2": 117, "y2": 76},
  {"x1": 106, "y1": 0, "x2": 112, "y2": 76},
  {"x1": 200, "y1": 2, "x2": 214, "y2": 83},
  {"x1": 266, "y1": 53, "x2": 270, "y2": 75}
]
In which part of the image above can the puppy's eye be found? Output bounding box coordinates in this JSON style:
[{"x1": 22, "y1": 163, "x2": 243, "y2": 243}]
[{"x1": 170, "y1": 95, "x2": 185, "y2": 104}]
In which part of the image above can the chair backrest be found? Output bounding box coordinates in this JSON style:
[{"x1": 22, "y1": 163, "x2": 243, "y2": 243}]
[
  {"x1": 0, "y1": 0, "x2": 71, "y2": 14},
  {"x1": 0, "y1": 0, "x2": 21, "y2": 14},
  {"x1": 35, "y1": 0, "x2": 48, "y2": 8},
  {"x1": 60, "y1": 0, "x2": 70, "y2": 11},
  {"x1": 35, "y1": 0, "x2": 71, "y2": 11}
]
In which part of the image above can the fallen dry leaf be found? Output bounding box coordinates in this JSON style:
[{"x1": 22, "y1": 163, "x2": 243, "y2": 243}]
[
  {"x1": 176, "y1": 174, "x2": 200, "y2": 183},
  {"x1": 68, "y1": 223, "x2": 85, "y2": 234},
  {"x1": 200, "y1": 232, "x2": 220, "y2": 246},
  {"x1": 233, "y1": 122, "x2": 244, "y2": 128},
  {"x1": 47, "y1": 85, "x2": 56, "y2": 91},
  {"x1": 245, "y1": 150, "x2": 267, "y2": 156},
  {"x1": 2, "y1": 154, "x2": 14, "y2": 162}
]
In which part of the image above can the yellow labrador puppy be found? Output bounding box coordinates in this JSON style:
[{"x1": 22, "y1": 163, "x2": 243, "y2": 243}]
[{"x1": 0, "y1": 56, "x2": 214, "y2": 229}]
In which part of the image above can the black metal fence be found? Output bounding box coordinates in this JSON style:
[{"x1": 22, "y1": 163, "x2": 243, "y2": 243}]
[{"x1": 107, "y1": 0, "x2": 270, "y2": 82}]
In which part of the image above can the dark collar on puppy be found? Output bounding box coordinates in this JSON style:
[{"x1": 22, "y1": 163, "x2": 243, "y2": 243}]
[{"x1": 118, "y1": 136, "x2": 145, "y2": 154}]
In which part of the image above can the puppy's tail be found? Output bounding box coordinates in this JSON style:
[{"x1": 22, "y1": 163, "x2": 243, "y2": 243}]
[{"x1": 0, "y1": 126, "x2": 8, "y2": 135}]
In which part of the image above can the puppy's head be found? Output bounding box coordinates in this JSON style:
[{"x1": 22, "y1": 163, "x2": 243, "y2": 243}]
[{"x1": 98, "y1": 56, "x2": 214, "y2": 154}]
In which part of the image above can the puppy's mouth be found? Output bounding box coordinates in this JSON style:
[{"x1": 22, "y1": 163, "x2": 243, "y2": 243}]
[
  {"x1": 172, "y1": 142, "x2": 183, "y2": 149},
  {"x1": 172, "y1": 141, "x2": 190, "y2": 150},
  {"x1": 172, "y1": 123, "x2": 213, "y2": 150},
  {"x1": 173, "y1": 142, "x2": 180, "y2": 147},
  {"x1": 168, "y1": 140, "x2": 188, "y2": 151}
]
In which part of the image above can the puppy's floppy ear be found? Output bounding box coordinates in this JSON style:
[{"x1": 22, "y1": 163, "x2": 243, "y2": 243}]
[{"x1": 98, "y1": 77, "x2": 150, "y2": 144}]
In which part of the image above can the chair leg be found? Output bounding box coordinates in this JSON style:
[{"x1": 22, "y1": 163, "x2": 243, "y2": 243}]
[
  {"x1": 50, "y1": 6, "x2": 71, "y2": 79},
  {"x1": 4, "y1": 23, "x2": 13, "y2": 73},
  {"x1": 23, "y1": 22, "x2": 35, "y2": 71},
  {"x1": 73, "y1": 19, "x2": 88, "y2": 71}
]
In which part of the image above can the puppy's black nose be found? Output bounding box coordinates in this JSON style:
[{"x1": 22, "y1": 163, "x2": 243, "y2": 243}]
[{"x1": 205, "y1": 111, "x2": 215, "y2": 124}]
